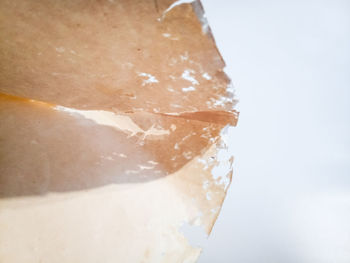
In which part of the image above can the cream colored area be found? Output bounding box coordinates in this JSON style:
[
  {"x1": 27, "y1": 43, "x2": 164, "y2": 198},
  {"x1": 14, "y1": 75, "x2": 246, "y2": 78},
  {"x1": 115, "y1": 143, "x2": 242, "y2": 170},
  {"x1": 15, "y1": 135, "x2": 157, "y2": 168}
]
[
  {"x1": 0, "y1": 135, "x2": 230, "y2": 263},
  {"x1": 0, "y1": 183, "x2": 199, "y2": 263},
  {"x1": 55, "y1": 106, "x2": 170, "y2": 138}
]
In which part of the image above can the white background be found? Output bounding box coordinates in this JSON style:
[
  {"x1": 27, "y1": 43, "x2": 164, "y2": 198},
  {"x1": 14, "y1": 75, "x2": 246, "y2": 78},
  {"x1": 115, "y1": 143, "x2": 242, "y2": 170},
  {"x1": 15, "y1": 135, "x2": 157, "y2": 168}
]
[{"x1": 199, "y1": 0, "x2": 350, "y2": 262}]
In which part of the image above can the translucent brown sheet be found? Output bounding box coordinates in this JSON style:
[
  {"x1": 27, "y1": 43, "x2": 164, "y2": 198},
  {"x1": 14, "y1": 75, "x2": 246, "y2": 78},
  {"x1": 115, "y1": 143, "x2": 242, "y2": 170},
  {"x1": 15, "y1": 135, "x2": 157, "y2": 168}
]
[{"x1": 0, "y1": 0, "x2": 238, "y2": 262}]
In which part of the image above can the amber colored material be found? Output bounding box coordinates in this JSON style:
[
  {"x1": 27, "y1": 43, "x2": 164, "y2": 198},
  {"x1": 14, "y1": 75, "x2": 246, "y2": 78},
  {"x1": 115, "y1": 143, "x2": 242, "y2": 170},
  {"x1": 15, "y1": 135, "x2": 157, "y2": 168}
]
[{"x1": 0, "y1": 0, "x2": 238, "y2": 262}]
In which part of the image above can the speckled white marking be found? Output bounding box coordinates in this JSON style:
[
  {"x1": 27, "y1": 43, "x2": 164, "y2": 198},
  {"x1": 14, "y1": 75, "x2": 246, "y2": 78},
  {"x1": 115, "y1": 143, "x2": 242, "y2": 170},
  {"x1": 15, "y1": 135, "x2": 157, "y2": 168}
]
[
  {"x1": 214, "y1": 96, "x2": 231, "y2": 107},
  {"x1": 211, "y1": 126, "x2": 234, "y2": 190},
  {"x1": 182, "y1": 86, "x2": 196, "y2": 92},
  {"x1": 138, "y1": 73, "x2": 159, "y2": 86},
  {"x1": 138, "y1": 165, "x2": 154, "y2": 170},
  {"x1": 181, "y1": 69, "x2": 199, "y2": 85},
  {"x1": 202, "y1": 72, "x2": 212, "y2": 80}
]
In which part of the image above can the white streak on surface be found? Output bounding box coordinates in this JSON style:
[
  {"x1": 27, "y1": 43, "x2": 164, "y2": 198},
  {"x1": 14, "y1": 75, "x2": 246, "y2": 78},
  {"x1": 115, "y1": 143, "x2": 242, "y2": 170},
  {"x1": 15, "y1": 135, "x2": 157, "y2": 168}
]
[
  {"x1": 202, "y1": 72, "x2": 212, "y2": 80},
  {"x1": 138, "y1": 72, "x2": 159, "y2": 86},
  {"x1": 142, "y1": 124, "x2": 170, "y2": 138},
  {"x1": 213, "y1": 96, "x2": 231, "y2": 107},
  {"x1": 159, "y1": 0, "x2": 195, "y2": 21},
  {"x1": 182, "y1": 86, "x2": 196, "y2": 92},
  {"x1": 138, "y1": 165, "x2": 154, "y2": 170},
  {"x1": 55, "y1": 106, "x2": 169, "y2": 138},
  {"x1": 182, "y1": 69, "x2": 199, "y2": 85}
]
